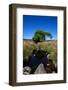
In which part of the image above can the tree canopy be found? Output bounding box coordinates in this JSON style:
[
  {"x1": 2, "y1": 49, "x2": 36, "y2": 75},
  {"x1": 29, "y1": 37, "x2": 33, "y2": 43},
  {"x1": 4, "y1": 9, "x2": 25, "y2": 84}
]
[{"x1": 32, "y1": 30, "x2": 52, "y2": 43}]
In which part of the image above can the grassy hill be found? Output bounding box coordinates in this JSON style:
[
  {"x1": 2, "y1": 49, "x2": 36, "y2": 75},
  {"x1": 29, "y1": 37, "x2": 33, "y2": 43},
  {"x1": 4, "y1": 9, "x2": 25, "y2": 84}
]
[{"x1": 23, "y1": 40, "x2": 57, "y2": 63}]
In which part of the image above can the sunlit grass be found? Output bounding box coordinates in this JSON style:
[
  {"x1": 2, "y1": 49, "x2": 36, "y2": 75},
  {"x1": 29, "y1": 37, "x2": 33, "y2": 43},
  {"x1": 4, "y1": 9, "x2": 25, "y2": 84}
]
[{"x1": 23, "y1": 40, "x2": 57, "y2": 63}]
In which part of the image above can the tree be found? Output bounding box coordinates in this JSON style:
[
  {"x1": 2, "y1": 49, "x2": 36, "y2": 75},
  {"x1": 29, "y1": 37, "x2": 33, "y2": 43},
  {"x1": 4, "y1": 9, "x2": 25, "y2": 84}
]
[{"x1": 32, "y1": 30, "x2": 52, "y2": 43}]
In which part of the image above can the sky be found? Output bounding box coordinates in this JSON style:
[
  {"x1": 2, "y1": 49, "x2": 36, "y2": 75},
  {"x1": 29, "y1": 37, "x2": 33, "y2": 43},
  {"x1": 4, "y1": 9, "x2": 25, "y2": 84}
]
[{"x1": 23, "y1": 15, "x2": 57, "y2": 40}]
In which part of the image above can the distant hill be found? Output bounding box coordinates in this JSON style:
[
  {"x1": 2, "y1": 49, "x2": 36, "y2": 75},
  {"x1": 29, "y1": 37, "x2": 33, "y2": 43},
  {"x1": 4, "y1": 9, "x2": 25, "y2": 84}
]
[
  {"x1": 23, "y1": 39, "x2": 32, "y2": 41},
  {"x1": 23, "y1": 39, "x2": 57, "y2": 42}
]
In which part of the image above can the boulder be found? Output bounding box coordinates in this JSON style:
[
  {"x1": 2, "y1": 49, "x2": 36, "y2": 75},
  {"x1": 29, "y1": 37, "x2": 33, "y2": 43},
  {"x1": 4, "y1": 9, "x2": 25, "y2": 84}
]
[{"x1": 34, "y1": 63, "x2": 46, "y2": 74}]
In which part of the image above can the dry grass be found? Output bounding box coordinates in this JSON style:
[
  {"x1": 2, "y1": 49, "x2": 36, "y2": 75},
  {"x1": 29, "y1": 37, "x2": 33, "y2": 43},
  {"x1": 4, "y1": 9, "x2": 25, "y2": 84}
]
[{"x1": 23, "y1": 40, "x2": 57, "y2": 63}]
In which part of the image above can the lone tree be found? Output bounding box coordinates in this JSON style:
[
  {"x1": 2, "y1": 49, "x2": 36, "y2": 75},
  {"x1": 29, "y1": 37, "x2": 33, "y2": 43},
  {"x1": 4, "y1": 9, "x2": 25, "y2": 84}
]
[{"x1": 32, "y1": 30, "x2": 52, "y2": 43}]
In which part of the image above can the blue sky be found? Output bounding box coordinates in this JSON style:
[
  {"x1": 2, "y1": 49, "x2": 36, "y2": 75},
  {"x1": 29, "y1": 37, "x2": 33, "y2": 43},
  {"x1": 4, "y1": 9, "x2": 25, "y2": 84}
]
[{"x1": 23, "y1": 15, "x2": 57, "y2": 40}]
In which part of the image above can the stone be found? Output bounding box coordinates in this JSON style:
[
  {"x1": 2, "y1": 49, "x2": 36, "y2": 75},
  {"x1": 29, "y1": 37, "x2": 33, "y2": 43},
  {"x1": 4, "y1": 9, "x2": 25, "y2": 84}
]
[{"x1": 34, "y1": 63, "x2": 46, "y2": 74}]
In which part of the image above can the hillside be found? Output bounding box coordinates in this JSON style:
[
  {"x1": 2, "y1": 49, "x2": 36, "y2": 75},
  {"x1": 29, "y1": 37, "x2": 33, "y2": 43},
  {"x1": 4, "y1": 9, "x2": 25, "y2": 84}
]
[{"x1": 23, "y1": 40, "x2": 57, "y2": 63}]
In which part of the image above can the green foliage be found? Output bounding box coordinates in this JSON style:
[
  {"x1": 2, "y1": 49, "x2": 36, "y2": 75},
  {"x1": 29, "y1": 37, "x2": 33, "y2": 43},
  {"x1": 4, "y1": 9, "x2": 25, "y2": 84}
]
[{"x1": 32, "y1": 30, "x2": 52, "y2": 43}]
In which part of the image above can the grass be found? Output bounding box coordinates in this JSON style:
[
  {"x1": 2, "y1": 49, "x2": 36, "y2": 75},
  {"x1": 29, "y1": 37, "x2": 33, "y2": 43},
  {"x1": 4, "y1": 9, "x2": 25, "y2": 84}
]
[{"x1": 23, "y1": 40, "x2": 57, "y2": 63}]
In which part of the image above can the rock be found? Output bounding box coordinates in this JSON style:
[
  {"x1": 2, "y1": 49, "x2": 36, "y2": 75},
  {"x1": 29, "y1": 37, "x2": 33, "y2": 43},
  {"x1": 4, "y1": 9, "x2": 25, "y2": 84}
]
[
  {"x1": 23, "y1": 66, "x2": 31, "y2": 75},
  {"x1": 34, "y1": 63, "x2": 46, "y2": 74}
]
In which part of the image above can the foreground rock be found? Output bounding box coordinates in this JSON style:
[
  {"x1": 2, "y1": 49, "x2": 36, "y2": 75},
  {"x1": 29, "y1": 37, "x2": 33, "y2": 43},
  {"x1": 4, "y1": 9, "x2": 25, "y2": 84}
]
[
  {"x1": 34, "y1": 63, "x2": 46, "y2": 74},
  {"x1": 23, "y1": 63, "x2": 57, "y2": 75}
]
